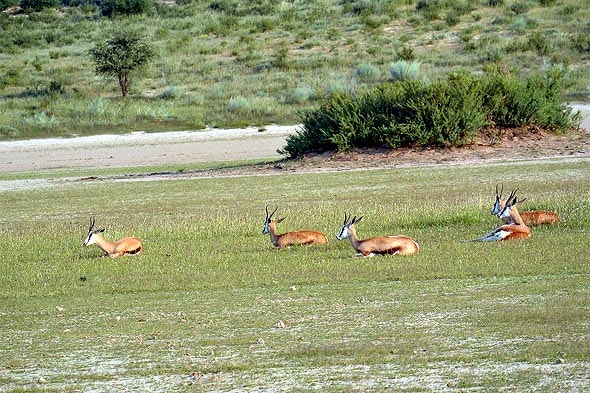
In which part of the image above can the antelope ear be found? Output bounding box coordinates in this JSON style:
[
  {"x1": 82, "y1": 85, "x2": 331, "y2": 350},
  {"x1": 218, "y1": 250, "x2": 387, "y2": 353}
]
[
  {"x1": 96, "y1": 228, "x2": 105, "y2": 234},
  {"x1": 276, "y1": 217, "x2": 286, "y2": 223}
]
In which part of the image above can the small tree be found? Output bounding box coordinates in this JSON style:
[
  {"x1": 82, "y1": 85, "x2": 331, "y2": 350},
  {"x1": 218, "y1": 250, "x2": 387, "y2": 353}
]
[{"x1": 89, "y1": 28, "x2": 155, "y2": 98}]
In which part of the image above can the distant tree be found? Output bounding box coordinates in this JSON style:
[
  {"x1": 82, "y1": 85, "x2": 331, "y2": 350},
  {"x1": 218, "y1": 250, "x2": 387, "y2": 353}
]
[{"x1": 89, "y1": 28, "x2": 156, "y2": 98}]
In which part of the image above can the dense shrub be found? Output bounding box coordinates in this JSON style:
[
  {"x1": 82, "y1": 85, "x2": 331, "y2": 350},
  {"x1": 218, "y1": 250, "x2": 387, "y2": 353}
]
[
  {"x1": 61, "y1": 0, "x2": 98, "y2": 6},
  {"x1": 279, "y1": 68, "x2": 576, "y2": 158},
  {"x1": 1, "y1": 0, "x2": 18, "y2": 10},
  {"x1": 479, "y1": 65, "x2": 571, "y2": 129},
  {"x1": 396, "y1": 46, "x2": 415, "y2": 61},
  {"x1": 100, "y1": 0, "x2": 153, "y2": 17},
  {"x1": 20, "y1": 0, "x2": 58, "y2": 12}
]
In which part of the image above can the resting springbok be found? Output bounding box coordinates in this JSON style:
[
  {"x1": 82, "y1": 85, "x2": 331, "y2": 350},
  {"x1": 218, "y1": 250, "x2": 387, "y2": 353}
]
[
  {"x1": 492, "y1": 183, "x2": 559, "y2": 226},
  {"x1": 262, "y1": 206, "x2": 328, "y2": 249},
  {"x1": 84, "y1": 216, "x2": 142, "y2": 257},
  {"x1": 336, "y1": 213, "x2": 419, "y2": 257},
  {"x1": 473, "y1": 189, "x2": 531, "y2": 242}
]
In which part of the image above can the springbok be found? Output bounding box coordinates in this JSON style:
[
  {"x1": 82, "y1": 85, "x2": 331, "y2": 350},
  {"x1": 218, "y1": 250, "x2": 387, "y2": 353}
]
[
  {"x1": 84, "y1": 216, "x2": 142, "y2": 257},
  {"x1": 336, "y1": 214, "x2": 419, "y2": 257},
  {"x1": 262, "y1": 205, "x2": 328, "y2": 249},
  {"x1": 473, "y1": 189, "x2": 531, "y2": 242},
  {"x1": 492, "y1": 183, "x2": 559, "y2": 225}
]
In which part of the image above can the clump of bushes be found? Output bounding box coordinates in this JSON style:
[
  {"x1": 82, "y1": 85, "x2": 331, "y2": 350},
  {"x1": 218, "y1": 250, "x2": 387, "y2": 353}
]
[
  {"x1": 99, "y1": 0, "x2": 153, "y2": 17},
  {"x1": 279, "y1": 67, "x2": 577, "y2": 158}
]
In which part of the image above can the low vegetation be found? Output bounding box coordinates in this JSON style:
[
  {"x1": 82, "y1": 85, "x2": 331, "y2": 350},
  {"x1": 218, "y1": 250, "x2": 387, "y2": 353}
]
[
  {"x1": 0, "y1": 159, "x2": 589, "y2": 390},
  {"x1": 0, "y1": 0, "x2": 589, "y2": 139},
  {"x1": 281, "y1": 65, "x2": 579, "y2": 157}
]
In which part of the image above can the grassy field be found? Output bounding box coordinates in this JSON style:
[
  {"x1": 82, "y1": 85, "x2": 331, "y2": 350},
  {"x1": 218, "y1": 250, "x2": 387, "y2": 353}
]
[
  {"x1": 1, "y1": 0, "x2": 589, "y2": 138},
  {"x1": 0, "y1": 157, "x2": 589, "y2": 391}
]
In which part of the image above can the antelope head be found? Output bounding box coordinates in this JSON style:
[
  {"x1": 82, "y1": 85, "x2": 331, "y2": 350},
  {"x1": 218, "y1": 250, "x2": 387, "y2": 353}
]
[
  {"x1": 337, "y1": 213, "x2": 363, "y2": 240},
  {"x1": 498, "y1": 189, "x2": 526, "y2": 221},
  {"x1": 262, "y1": 205, "x2": 285, "y2": 234},
  {"x1": 491, "y1": 182, "x2": 504, "y2": 216},
  {"x1": 84, "y1": 216, "x2": 105, "y2": 246}
]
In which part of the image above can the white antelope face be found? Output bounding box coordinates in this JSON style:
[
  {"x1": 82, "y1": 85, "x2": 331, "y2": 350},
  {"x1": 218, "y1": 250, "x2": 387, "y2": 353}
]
[
  {"x1": 262, "y1": 205, "x2": 284, "y2": 234},
  {"x1": 262, "y1": 219, "x2": 270, "y2": 235},
  {"x1": 337, "y1": 213, "x2": 362, "y2": 240},
  {"x1": 84, "y1": 216, "x2": 104, "y2": 246}
]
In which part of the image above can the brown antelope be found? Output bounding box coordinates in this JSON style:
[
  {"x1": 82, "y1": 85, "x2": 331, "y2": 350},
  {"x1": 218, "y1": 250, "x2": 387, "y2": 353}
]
[
  {"x1": 473, "y1": 189, "x2": 531, "y2": 242},
  {"x1": 84, "y1": 216, "x2": 142, "y2": 257},
  {"x1": 336, "y1": 214, "x2": 419, "y2": 257},
  {"x1": 492, "y1": 183, "x2": 559, "y2": 225},
  {"x1": 262, "y1": 205, "x2": 328, "y2": 249}
]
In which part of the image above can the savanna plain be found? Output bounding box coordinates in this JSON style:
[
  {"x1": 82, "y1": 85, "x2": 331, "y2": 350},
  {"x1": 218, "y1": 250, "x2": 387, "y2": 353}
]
[
  {"x1": 2, "y1": 0, "x2": 590, "y2": 391},
  {"x1": 1, "y1": 157, "x2": 589, "y2": 392}
]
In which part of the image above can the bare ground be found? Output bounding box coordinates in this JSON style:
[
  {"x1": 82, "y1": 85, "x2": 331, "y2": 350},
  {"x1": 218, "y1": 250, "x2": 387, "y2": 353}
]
[{"x1": 102, "y1": 125, "x2": 590, "y2": 183}]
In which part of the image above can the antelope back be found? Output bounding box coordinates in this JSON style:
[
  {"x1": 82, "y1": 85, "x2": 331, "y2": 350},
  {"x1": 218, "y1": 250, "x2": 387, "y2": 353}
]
[{"x1": 520, "y1": 210, "x2": 559, "y2": 226}]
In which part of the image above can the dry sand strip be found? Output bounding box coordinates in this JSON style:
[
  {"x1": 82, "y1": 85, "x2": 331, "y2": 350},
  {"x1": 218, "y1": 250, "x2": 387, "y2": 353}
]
[{"x1": 0, "y1": 125, "x2": 298, "y2": 173}]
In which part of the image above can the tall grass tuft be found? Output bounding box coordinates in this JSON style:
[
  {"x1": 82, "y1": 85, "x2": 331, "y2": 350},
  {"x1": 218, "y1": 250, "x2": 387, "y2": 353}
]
[
  {"x1": 390, "y1": 60, "x2": 422, "y2": 82},
  {"x1": 355, "y1": 63, "x2": 381, "y2": 82}
]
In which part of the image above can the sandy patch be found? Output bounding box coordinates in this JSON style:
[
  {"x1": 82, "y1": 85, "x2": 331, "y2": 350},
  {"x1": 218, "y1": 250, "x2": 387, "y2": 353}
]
[{"x1": 0, "y1": 125, "x2": 297, "y2": 173}]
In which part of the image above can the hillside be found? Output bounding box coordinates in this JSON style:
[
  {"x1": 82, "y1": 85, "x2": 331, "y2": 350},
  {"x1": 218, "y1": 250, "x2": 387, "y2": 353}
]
[{"x1": 0, "y1": 0, "x2": 589, "y2": 139}]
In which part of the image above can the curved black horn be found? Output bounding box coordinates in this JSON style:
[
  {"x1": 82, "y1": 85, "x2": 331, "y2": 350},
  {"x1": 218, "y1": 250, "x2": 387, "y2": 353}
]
[
  {"x1": 89, "y1": 216, "x2": 95, "y2": 230},
  {"x1": 265, "y1": 205, "x2": 278, "y2": 219},
  {"x1": 496, "y1": 182, "x2": 504, "y2": 198},
  {"x1": 506, "y1": 189, "x2": 518, "y2": 205}
]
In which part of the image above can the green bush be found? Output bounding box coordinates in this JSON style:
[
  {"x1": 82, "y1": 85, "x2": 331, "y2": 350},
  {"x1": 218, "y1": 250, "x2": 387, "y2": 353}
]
[
  {"x1": 416, "y1": 0, "x2": 441, "y2": 20},
  {"x1": 279, "y1": 68, "x2": 576, "y2": 158},
  {"x1": 396, "y1": 46, "x2": 415, "y2": 61},
  {"x1": 100, "y1": 0, "x2": 153, "y2": 17},
  {"x1": 479, "y1": 65, "x2": 569, "y2": 128},
  {"x1": 20, "y1": 0, "x2": 58, "y2": 11},
  {"x1": 0, "y1": 0, "x2": 18, "y2": 9}
]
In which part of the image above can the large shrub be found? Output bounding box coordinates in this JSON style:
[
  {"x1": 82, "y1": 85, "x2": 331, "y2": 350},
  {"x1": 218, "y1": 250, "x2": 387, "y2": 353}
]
[
  {"x1": 279, "y1": 68, "x2": 576, "y2": 158},
  {"x1": 1, "y1": 0, "x2": 19, "y2": 10},
  {"x1": 20, "y1": 0, "x2": 58, "y2": 11},
  {"x1": 480, "y1": 65, "x2": 573, "y2": 129},
  {"x1": 99, "y1": 0, "x2": 153, "y2": 17}
]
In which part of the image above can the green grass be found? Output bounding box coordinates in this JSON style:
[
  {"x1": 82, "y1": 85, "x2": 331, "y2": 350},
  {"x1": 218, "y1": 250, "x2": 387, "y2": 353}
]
[{"x1": 0, "y1": 158, "x2": 589, "y2": 391}]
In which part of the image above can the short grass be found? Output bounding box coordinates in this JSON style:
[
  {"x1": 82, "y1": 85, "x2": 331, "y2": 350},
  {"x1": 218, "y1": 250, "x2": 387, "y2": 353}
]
[{"x1": 0, "y1": 158, "x2": 589, "y2": 391}]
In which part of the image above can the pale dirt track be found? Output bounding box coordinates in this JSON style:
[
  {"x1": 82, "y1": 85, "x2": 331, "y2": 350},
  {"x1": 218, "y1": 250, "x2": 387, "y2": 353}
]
[
  {"x1": 0, "y1": 125, "x2": 296, "y2": 173},
  {"x1": 0, "y1": 104, "x2": 589, "y2": 176}
]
